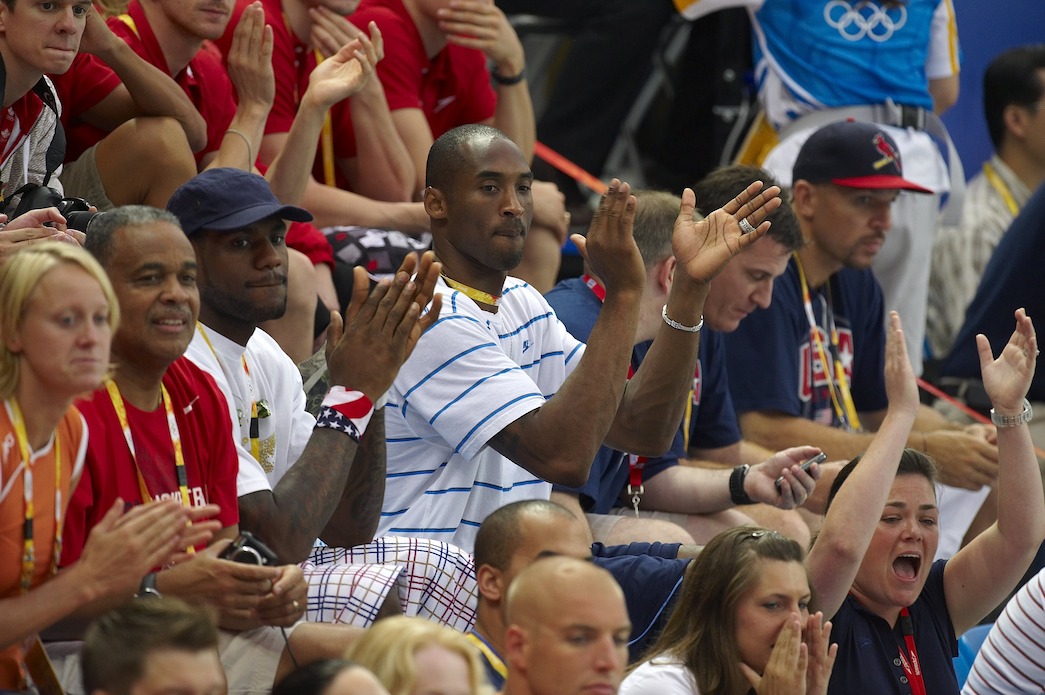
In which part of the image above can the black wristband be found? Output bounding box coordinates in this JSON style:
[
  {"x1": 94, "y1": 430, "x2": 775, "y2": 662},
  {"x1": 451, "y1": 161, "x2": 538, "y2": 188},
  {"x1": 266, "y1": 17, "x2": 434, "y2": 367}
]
[
  {"x1": 492, "y1": 67, "x2": 526, "y2": 86},
  {"x1": 729, "y1": 464, "x2": 757, "y2": 505}
]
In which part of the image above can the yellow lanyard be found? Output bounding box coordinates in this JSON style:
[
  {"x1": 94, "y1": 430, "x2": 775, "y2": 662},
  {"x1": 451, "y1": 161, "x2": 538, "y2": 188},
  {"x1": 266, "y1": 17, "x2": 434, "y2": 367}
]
[
  {"x1": 465, "y1": 632, "x2": 507, "y2": 682},
  {"x1": 279, "y1": 11, "x2": 336, "y2": 187},
  {"x1": 197, "y1": 323, "x2": 262, "y2": 463},
  {"x1": 103, "y1": 379, "x2": 191, "y2": 508},
  {"x1": 442, "y1": 274, "x2": 501, "y2": 306},
  {"x1": 983, "y1": 162, "x2": 1020, "y2": 217},
  {"x1": 794, "y1": 254, "x2": 862, "y2": 432},
  {"x1": 8, "y1": 399, "x2": 62, "y2": 593}
]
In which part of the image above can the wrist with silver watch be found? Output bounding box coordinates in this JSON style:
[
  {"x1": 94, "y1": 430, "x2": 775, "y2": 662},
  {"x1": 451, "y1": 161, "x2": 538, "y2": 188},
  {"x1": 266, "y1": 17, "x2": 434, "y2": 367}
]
[
  {"x1": 990, "y1": 398, "x2": 1033, "y2": 428},
  {"x1": 136, "y1": 572, "x2": 162, "y2": 599}
]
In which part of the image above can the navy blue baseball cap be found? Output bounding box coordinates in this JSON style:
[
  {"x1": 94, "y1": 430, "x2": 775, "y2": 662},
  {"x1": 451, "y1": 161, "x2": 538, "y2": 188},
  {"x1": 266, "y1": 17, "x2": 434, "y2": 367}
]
[
  {"x1": 792, "y1": 120, "x2": 932, "y2": 193},
  {"x1": 167, "y1": 168, "x2": 313, "y2": 236}
]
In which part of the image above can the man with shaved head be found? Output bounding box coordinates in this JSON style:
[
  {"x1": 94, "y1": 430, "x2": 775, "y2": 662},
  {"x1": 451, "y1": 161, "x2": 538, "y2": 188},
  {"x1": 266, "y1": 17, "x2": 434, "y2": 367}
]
[
  {"x1": 378, "y1": 123, "x2": 782, "y2": 552},
  {"x1": 503, "y1": 557, "x2": 631, "y2": 695},
  {"x1": 468, "y1": 501, "x2": 594, "y2": 687},
  {"x1": 505, "y1": 556, "x2": 627, "y2": 695},
  {"x1": 469, "y1": 500, "x2": 694, "y2": 687}
]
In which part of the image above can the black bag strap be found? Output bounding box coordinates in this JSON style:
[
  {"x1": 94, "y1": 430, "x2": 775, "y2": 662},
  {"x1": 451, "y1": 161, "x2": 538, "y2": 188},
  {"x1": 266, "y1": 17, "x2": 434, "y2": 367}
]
[{"x1": 0, "y1": 52, "x2": 67, "y2": 188}]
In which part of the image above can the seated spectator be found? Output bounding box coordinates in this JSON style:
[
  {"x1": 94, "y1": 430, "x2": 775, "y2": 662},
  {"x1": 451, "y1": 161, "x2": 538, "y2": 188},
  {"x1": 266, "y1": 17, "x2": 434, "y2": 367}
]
[
  {"x1": 962, "y1": 566, "x2": 1045, "y2": 694},
  {"x1": 546, "y1": 181, "x2": 817, "y2": 546},
  {"x1": 80, "y1": 598, "x2": 223, "y2": 695},
  {"x1": 167, "y1": 169, "x2": 478, "y2": 630},
  {"x1": 929, "y1": 45, "x2": 1045, "y2": 357},
  {"x1": 621, "y1": 526, "x2": 836, "y2": 695},
  {"x1": 47, "y1": 207, "x2": 367, "y2": 694},
  {"x1": 76, "y1": 1, "x2": 385, "y2": 363},
  {"x1": 502, "y1": 556, "x2": 631, "y2": 695},
  {"x1": 379, "y1": 124, "x2": 780, "y2": 553},
  {"x1": 221, "y1": 0, "x2": 568, "y2": 293},
  {"x1": 469, "y1": 499, "x2": 697, "y2": 687},
  {"x1": 51, "y1": 6, "x2": 205, "y2": 209},
  {"x1": 273, "y1": 659, "x2": 390, "y2": 695},
  {"x1": 0, "y1": 0, "x2": 192, "y2": 258},
  {"x1": 680, "y1": 0, "x2": 962, "y2": 378},
  {"x1": 807, "y1": 312, "x2": 1045, "y2": 694},
  {"x1": 0, "y1": 244, "x2": 213, "y2": 690},
  {"x1": 345, "y1": 616, "x2": 489, "y2": 695},
  {"x1": 724, "y1": 121, "x2": 1003, "y2": 559}
]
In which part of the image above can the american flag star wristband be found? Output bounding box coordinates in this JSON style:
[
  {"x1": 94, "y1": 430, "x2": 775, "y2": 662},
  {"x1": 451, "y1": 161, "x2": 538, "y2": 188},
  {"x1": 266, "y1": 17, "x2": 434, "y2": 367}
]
[{"x1": 315, "y1": 387, "x2": 374, "y2": 443}]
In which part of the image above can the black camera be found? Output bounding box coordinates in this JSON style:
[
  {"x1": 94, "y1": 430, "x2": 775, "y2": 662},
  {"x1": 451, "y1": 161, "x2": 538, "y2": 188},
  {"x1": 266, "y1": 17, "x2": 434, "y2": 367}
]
[
  {"x1": 218, "y1": 531, "x2": 279, "y2": 566},
  {"x1": 6, "y1": 183, "x2": 101, "y2": 232}
]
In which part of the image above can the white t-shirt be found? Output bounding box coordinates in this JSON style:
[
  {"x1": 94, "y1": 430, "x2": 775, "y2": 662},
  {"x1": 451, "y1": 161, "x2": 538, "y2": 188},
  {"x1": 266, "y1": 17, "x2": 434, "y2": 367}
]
[
  {"x1": 186, "y1": 325, "x2": 312, "y2": 494},
  {"x1": 621, "y1": 658, "x2": 699, "y2": 695}
]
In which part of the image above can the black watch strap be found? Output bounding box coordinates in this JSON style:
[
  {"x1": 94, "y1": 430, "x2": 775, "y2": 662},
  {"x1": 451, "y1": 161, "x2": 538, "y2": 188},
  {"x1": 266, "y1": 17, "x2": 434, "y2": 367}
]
[
  {"x1": 135, "y1": 572, "x2": 162, "y2": 599},
  {"x1": 730, "y1": 464, "x2": 757, "y2": 505}
]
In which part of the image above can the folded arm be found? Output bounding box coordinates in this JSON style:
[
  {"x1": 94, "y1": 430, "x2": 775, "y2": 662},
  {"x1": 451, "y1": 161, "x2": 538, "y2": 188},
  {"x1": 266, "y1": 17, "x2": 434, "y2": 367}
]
[{"x1": 78, "y1": 9, "x2": 206, "y2": 151}]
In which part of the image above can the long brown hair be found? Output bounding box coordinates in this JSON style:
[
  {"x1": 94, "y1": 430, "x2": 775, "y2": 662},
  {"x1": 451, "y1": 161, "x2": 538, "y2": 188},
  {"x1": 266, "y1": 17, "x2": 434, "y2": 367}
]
[{"x1": 632, "y1": 526, "x2": 808, "y2": 695}]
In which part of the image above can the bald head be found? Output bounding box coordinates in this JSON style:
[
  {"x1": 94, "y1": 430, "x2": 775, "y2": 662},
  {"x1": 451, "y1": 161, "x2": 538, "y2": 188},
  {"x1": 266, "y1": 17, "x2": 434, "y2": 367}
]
[
  {"x1": 474, "y1": 499, "x2": 590, "y2": 571},
  {"x1": 504, "y1": 557, "x2": 629, "y2": 695},
  {"x1": 426, "y1": 123, "x2": 516, "y2": 191},
  {"x1": 507, "y1": 557, "x2": 623, "y2": 626}
]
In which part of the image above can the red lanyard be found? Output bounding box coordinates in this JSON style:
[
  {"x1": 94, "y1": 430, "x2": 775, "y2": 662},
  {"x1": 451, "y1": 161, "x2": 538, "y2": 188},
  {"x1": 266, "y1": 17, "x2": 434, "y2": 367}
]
[
  {"x1": 897, "y1": 607, "x2": 926, "y2": 695},
  {"x1": 583, "y1": 275, "x2": 648, "y2": 512}
]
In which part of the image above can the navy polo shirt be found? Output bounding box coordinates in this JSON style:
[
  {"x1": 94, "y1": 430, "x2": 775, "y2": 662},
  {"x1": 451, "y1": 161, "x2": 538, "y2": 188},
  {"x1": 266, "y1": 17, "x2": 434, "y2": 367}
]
[
  {"x1": 828, "y1": 560, "x2": 959, "y2": 694},
  {"x1": 545, "y1": 277, "x2": 741, "y2": 512},
  {"x1": 593, "y1": 542, "x2": 691, "y2": 663}
]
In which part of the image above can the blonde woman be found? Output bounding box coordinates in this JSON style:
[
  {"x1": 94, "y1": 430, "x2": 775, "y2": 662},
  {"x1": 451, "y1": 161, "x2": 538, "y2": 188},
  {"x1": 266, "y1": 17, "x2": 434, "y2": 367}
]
[
  {"x1": 0, "y1": 245, "x2": 216, "y2": 690},
  {"x1": 346, "y1": 616, "x2": 493, "y2": 695}
]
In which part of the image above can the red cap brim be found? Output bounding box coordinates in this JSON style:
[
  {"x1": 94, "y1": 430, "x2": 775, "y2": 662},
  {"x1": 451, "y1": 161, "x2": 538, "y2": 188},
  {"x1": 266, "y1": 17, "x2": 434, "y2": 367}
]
[{"x1": 832, "y1": 175, "x2": 933, "y2": 194}]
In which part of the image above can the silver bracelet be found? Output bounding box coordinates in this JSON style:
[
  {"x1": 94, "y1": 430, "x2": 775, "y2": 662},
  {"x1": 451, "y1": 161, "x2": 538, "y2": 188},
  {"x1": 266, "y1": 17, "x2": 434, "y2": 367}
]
[
  {"x1": 225, "y1": 127, "x2": 253, "y2": 169},
  {"x1": 661, "y1": 305, "x2": 703, "y2": 333}
]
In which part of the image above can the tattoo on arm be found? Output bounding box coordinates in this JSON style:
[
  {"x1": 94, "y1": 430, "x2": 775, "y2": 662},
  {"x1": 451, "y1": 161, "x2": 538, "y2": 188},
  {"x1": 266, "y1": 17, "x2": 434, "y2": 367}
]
[
  {"x1": 241, "y1": 429, "x2": 358, "y2": 563},
  {"x1": 321, "y1": 410, "x2": 387, "y2": 547}
]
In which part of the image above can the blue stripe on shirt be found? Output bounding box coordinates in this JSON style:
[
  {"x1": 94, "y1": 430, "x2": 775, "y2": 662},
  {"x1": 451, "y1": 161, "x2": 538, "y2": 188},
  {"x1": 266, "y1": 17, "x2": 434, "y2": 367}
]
[
  {"x1": 455, "y1": 392, "x2": 542, "y2": 453},
  {"x1": 498, "y1": 311, "x2": 553, "y2": 339},
  {"x1": 402, "y1": 341, "x2": 499, "y2": 399},
  {"x1": 428, "y1": 367, "x2": 519, "y2": 426}
]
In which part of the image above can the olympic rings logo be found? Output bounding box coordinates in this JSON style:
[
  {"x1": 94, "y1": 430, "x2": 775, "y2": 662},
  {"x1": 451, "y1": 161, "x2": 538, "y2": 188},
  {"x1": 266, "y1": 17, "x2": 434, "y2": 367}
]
[{"x1": 824, "y1": 1, "x2": 908, "y2": 42}]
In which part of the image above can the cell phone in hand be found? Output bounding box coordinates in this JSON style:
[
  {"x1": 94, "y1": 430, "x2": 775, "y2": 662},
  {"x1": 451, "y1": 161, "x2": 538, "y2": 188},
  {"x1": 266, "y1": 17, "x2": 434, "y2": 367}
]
[{"x1": 775, "y1": 452, "x2": 827, "y2": 492}]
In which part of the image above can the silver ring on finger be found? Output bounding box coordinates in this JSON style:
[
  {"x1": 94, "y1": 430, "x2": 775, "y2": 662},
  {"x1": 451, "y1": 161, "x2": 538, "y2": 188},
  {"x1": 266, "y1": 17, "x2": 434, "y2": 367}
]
[{"x1": 738, "y1": 217, "x2": 756, "y2": 235}]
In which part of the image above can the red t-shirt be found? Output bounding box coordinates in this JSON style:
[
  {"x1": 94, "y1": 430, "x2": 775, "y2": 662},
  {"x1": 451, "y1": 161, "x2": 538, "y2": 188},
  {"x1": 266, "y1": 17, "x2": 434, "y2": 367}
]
[
  {"x1": 49, "y1": 52, "x2": 122, "y2": 163},
  {"x1": 51, "y1": 2, "x2": 237, "y2": 165},
  {"x1": 63, "y1": 357, "x2": 240, "y2": 566},
  {"x1": 344, "y1": 0, "x2": 496, "y2": 155},
  {"x1": 0, "y1": 88, "x2": 45, "y2": 172},
  {"x1": 218, "y1": 0, "x2": 328, "y2": 138},
  {"x1": 108, "y1": 1, "x2": 237, "y2": 164}
]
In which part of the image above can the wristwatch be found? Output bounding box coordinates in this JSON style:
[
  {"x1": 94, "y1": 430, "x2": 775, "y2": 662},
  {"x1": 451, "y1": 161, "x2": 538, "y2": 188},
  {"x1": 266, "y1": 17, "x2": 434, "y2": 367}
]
[
  {"x1": 990, "y1": 398, "x2": 1033, "y2": 428},
  {"x1": 730, "y1": 464, "x2": 757, "y2": 505},
  {"x1": 135, "y1": 572, "x2": 162, "y2": 599}
]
